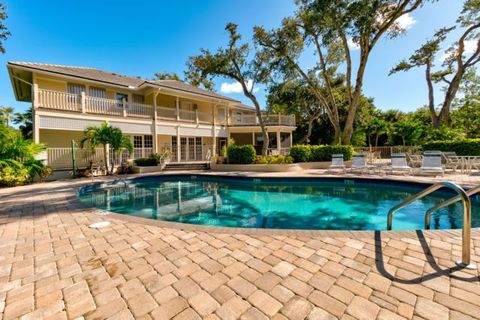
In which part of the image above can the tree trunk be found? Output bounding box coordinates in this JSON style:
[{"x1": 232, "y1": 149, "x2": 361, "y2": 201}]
[
  {"x1": 342, "y1": 49, "x2": 369, "y2": 145},
  {"x1": 299, "y1": 117, "x2": 315, "y2": 144},
  {"x1": 103, "y1": 144, "x2": 110, "y2": 175},
  {"x1": 243, "y1": 88, "x2": 269, "y2": 155},
  {"x1": 440, "y1": 69, "x2": 463, "y2": 126},
  {"x1": 425, "y1": 61, "x2": 441, "y2": 128},
  {"x1": 375, "y1": 134, "x2": 380, "y2": 147}
]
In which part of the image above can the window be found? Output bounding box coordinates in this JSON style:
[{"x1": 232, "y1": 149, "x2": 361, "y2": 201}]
[
  {"x1": 116, "y1": 93, "x2": 128, "y2": 108},
  {"x1": 235, "y1": 111, "x2": 242, "y2": 123},
  {"x1": 133, "y1": 136, "x2": 143, "y2": 149},
  {"x1": 89, "y1": 87, "x2": 106, "y2": 98},
  {"x1": 144, "y1": 135, "x2": 153, "y2": 148},
  {"x1": 67, "y1": 83, "x2": 85, "y2": 95}
]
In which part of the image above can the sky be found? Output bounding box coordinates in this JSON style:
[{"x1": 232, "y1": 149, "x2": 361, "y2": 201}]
[{"x1": 0, "y1": 0, "x2": 471, "y2": 115}]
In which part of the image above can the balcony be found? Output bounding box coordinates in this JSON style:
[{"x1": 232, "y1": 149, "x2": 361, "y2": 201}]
[
  {"x1": 229, "y1": 114, "x2": 296, "y2": 127},
  {"x1": 36, "y1": 89, "x2": 296, "y2": 127},
  {"x1": 37, "y1": 89, "x2": 153, "y2": 118}
]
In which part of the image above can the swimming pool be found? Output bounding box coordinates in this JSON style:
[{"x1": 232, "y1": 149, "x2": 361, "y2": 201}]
[{"x1": 78, "y1": 175, "x2": 480, "y2": 231}]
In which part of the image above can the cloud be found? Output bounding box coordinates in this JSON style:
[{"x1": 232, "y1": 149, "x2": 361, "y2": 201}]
[
  {"x1": 395, "y1": 13, "x2": 416, "y2": 30},
  {"x1": 220, "y1": 80, "x2": 258, "y2": 94},
  {"x1": 439, "y1": 40, "x2": 477, "y2": 62},
  {"x1": 347, "y1": 38, "x2": 360, "y2": 50}
]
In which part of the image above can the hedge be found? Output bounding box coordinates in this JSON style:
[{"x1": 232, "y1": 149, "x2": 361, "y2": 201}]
[
  {"x1": 134, "y1": 153, "x2": 162, "y2": 166},
  {"x1": 423, "y1": 139, "x2": 480, "y2": 156},
  {"x1": 256, "y1": 155, "x2": 294, "y2": 164},
  {"x1": 226, "y1": 144, "x2": 256, "y2": 164},
  {"x1": 290, "y1": 145, "x2": 354, "y2": 163}
]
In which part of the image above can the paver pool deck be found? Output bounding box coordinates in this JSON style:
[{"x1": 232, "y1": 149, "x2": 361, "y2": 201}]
[{"x1": 1, "y1": 170, "x2": 480, "y2": 319}]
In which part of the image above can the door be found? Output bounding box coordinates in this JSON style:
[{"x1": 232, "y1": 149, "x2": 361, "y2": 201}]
[{"x1": 173, "y1": 136, "x2": 203, "y2": 162}]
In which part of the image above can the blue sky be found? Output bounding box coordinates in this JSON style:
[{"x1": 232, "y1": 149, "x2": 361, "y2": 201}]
[{"x1": 0, "y1": 0, "x2": 468, "y2": 115}]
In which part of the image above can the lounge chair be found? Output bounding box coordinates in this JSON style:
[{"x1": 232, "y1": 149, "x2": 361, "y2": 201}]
[
  {"x1": 388, "y1": 153, "x2": 412, "y2": 175},
  {"x1": 329, "y1": 154, "x2": 346, "y2": 173},
  {"x1": 418, "y1": 151, "x2": 444, "y2": 176},
  {"x1": 350, "y1": 154, "x2": 370, "y2": 174},
  {"x1": 442, "y1": 152, "x2": 462, "y2": 172}
]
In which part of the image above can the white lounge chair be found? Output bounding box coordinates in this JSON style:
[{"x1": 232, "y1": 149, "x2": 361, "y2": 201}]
[
  {"x1": 329, "y1": 154, "x2": 346, "y2": 173},
  {"x1": 389, "y1": 153, "x2": 412, "y2": 175},
  {"x1": 350, "y1": 154, "x2": 370, "y2": 174},
  {"x1": 419, "y1": 151, "x2": 444, "y2": 176}
]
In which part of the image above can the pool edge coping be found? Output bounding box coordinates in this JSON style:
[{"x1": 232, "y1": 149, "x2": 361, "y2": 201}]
[{"x1": 72, "y1": 171, "x2": 480, "y2": 239}]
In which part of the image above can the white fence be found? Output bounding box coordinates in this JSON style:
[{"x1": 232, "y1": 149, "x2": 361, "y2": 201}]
[
  {"x1": 47, "y1": 147, "x2": 151, "y2": 169},
  {"x1": 229, "y1": 114, "x2": 296, "y2": 126}
]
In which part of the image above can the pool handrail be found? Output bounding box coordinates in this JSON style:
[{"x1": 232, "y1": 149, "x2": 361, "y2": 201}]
[
  {"x1": 425, "y1": 184, "x2": 480, "y2": 230},
  {"x1": 386, "y1": 181, "x2": 475, "y2": 268}
]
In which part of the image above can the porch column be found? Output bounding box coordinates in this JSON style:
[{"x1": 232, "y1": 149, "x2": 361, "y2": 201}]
[
  {"x1": 276, "y1": 131, "x2": 282, "y2": 154},
  {"x1": 252, "y1": 132, "x2": 255, "y2": 145},
  {"x1": 33, "y1": 109, "x2": 40, "y2": 144},
  {"x1": 212, "y1": 103, "x2": 217, "y2": 157},
  {"x1": 290, "y1": 132, "x2": 293, "y2": 147},
  {"x1": 176, "y1": 126, "x2": 181, "y2": 162},
  {"x1": 176, "y1": 97, "x2": 180, "y2": 121},
  {"x1": 153, "y1": 92, "x2": 159, "y2": 153},
  {"x1": 32, "y1": 83, "x2": 40, "y2": 143}
]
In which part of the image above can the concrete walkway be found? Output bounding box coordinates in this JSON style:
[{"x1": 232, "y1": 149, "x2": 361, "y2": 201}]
[{"x1": 1, "y1": 172, "x2": 480, "y2": 319}]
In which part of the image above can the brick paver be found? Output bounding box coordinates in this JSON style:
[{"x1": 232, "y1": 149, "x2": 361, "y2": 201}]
[{"x1": 1, "y1": 175, "x2": 480, "y2": 319}]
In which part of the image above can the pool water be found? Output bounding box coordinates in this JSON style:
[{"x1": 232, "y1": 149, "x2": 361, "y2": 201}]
[{"x1": 78, "y1": 176, "x2": 480, "y2": 231}]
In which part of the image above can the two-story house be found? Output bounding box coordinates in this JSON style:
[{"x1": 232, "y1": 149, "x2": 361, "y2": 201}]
[{"x1": 7, "y1": 62, "x2": 295, "y2": 170}]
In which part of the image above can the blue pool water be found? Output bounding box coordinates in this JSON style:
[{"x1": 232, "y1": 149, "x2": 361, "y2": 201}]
[{"x1": 78, "y1": 175, "x2": 480, "y2": 231}]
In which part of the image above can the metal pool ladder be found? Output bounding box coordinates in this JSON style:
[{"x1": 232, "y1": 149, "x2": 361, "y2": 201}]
[{"x1": 387, "y1": 181, "x2": 476, "y2": 269}]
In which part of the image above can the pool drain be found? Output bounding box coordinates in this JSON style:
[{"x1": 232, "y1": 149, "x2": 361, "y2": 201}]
[{"x1": 89, "y1": 221, "x2": 111, "y2": 229}]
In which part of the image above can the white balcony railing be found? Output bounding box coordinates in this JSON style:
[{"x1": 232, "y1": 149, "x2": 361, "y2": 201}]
[
  {"x1": 37, "y1": 89, "x2": 295, "y2": 126},
  {"x1": 229, "y1": 113, "x2": 296, "y2": 127}
]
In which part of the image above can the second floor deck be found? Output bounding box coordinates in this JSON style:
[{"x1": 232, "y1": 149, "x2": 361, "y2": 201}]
[{"x1": 36, "y1": 88, "x2": 296, "y2": 127}]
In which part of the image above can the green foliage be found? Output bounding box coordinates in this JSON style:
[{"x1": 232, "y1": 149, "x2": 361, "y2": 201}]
[
  {"x1": 13, "y1": 107, "x2": 33, "y2": 139},
  {"x1": 289, "y1": 145, "x2": 312, "y2": 163},
  {"x1": 226, "y1": 144, "x2": 256, "y2": 164},
  {"x1": 255, "y1": 155, "x2": 293, "y2": 164},
  {"x1": 423, "y1": 139, "x2": 480, "y2": 156},
  {"x1": 0, "y1": 3, "x2": 10, "y2": 54},
  {"x1": 0, "y1": 124, "x2": 46, "y2": 186},
  {"x1": 135, "y1": 156, "x2": 159, "y2": 167},
  {"x1": 290, "y1": 145, "x2": 353, "y2": 162},
  {"x1": 80, "y1": 123, "x2": 132, "y2": 174},
  {"x1": 0, "y1": 166, "x2": 29, "y2": 186},
  {"x1": 425, "y1": 126, "x2": 466, "y2": 141},
  {"x1": 311, "y1": 145, "x2": 353, "y2": 162},
  {"x1": 153, "y1": 72, "x2": 182, "y2": 81},
  {"x1": 389, "y1": 120, "x2": 425, "y2": 146}
]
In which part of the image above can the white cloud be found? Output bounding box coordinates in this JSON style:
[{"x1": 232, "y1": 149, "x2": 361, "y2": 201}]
[
  {"x1": 395, "y1": 13, "x2": 416, "y2": 30},
  {"x1": 439, "y1": 40, "x2": 477, "y2": 62},
  {"x1": 347, "y1": 38, "x2": 360, "y2": 50},
  {"x1": 220, "y1": 80, "x2": 258, "y2": 94}
]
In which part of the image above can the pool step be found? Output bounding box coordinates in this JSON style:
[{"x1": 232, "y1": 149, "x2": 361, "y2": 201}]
[{"x1": 164, "y1": 162, "x2": 210, "y2": 171}]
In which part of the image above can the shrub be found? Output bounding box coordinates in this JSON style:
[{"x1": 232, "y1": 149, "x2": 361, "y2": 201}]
[
  {"x1": 255, "y1": 155, "x2": 294, "y2": 164},
  {"x1": 0, "y1": 166, "x2": 29, "y2": 186},
  {"x1": 226, "y1": 144, "x2": 256, "y2": 164},
  {"x1": 290, "y1": 145, "x2": 353, "y2": 162},
  {"x1": 312, "y1": 145, "x2": 353, "y2": 161},
  {"x1": 135, "y1": 155, "x2": 159, "y2": 166},
  {"x1": 289, "y1": 145, "x2": 312, "y2": 162},
  {"x1": 423, "y1": 139, "x2": 480, "y2": 156}
]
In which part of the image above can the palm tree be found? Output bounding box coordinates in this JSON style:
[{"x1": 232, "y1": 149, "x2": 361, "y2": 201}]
[
  {"x1": 0, "y1": 106, "x2": 15, "y2": 126},
  {"x1": 109, "y1": 127, "x2": 133, "y2": 173},
  {"x1": 80, "y1": 123, "x2": 132, "y2": 174},
  {"x1": 13, "y1": 108, "x2": 33, "y2": 139}
]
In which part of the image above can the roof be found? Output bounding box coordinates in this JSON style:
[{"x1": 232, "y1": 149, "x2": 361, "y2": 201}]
[{"x1": 7, "y1": 61, "x2": 241, "y2": 103}]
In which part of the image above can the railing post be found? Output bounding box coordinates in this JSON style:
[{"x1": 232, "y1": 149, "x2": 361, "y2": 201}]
[
  {"x1": 33, "y1": 84, "x2": 39, "y2": 109},
  {"x1": 81, "y1": 91, "x2": 86, "y2": 113},
  {"x1": 122, "y1": 98, "x2": 127, "y2": 117}
]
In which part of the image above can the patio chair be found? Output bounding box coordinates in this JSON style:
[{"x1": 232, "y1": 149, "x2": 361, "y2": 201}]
[
  {"x1": 442, "y1": 152, "x2": 462, "y2": 172},
  {"x1": 406, "y1": 153, "x2": 422, "y2": 168},
  {"x1": 418, "y1": 151, "x2": 444, "y2": 176},
  {"x1": 349, "y1": 153, "x2": 370, "y2": 174},
  {"x1": 388, "y1": 153, "x2": 412, "y2": 175},
  {"x1": 328, "y1": 154, "x2": 346, "y2": 173}
]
